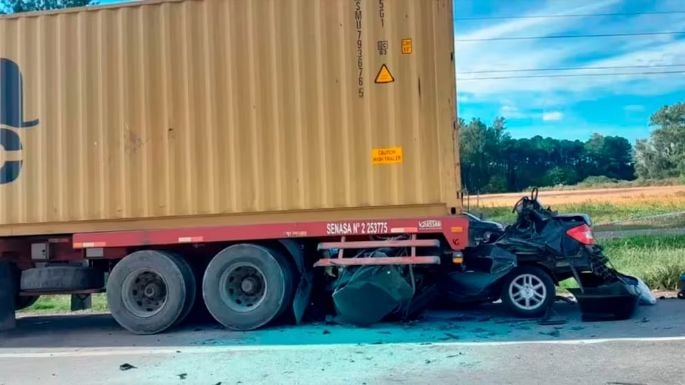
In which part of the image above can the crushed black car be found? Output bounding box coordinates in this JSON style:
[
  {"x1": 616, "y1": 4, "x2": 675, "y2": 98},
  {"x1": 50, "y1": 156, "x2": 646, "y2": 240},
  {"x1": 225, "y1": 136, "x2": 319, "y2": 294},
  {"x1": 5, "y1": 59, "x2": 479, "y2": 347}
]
[
  {"x1": 324, "y1": 189, "x2": 645, "y2": 325},
  {"x1": 445, "y1": 189, "x2": 641, "y2": 319},
  {"x1": 445, "y1": 188, "x2": 642, "y2": 320}
]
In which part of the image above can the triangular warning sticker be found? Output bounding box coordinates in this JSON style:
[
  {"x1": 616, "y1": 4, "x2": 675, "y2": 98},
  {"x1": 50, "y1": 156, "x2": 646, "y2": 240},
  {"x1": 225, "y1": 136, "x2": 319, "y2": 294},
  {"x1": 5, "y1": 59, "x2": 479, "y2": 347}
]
[{"x1": 375, "y1": 64, "x2": 395, "y2": 84}]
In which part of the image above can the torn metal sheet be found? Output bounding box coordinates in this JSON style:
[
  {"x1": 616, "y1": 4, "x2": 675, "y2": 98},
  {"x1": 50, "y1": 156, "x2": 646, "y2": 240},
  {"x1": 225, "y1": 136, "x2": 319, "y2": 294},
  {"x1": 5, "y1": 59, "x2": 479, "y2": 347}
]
[
  {"x1": 332, "y1": 266, "x2": 413, "y2": 326},
  {"x1": 441, "y1": 245, "x2": 516, "y2": 302},
  {"x1": 569, "y1": 281, "x2": 639, "y2": 321}
]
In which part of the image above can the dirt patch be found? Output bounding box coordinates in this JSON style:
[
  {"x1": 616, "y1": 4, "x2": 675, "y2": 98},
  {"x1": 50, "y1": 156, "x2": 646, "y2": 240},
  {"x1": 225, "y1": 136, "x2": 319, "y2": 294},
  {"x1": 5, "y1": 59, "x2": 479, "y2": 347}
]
[{"x1": 475, "y1": 186, "x2": 685, "y2": 207}]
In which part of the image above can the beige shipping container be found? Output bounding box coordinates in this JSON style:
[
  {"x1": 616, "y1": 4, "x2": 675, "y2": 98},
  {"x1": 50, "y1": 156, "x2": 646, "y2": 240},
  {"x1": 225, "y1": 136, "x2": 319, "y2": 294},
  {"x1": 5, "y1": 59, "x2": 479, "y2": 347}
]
[{"x1": 0, "y1": 0, "x2": 459, "y2": 237}]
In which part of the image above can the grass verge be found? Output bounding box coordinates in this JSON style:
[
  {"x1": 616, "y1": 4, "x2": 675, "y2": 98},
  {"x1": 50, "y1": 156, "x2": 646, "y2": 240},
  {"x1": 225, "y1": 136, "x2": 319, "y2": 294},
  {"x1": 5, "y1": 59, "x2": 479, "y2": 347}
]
[
  {"x1": 559, "y1": 235, "x2": 685, "y2": 291},
  {"x1": 18, "y1": 293, "x2": 109, "y2": 314},
  {"x1": 601, "y1": 235, "x2": 685, "y2": 291}
]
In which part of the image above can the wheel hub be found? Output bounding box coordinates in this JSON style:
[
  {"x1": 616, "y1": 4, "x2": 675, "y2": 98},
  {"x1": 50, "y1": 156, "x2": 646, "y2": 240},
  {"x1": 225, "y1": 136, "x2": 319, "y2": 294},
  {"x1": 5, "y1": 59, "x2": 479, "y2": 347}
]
[
  {"x1": 144, "y1": 283, "x2": 161, "y2": 298},
  {"x1": 521, "y1": 285, "x2": 534, "y2": 299},
  {"x1": 240, "y1": 277, "x2": 261, "y2": 295},
  {"x1": 122, "y1": 269, "x2": 169, "y2": 318},
  {"x1": 509, "y1": 273, "x2": 547, "y2": 311},
  {"x1": 219, "y1": 263, "x2": 268, "y2": 313}
]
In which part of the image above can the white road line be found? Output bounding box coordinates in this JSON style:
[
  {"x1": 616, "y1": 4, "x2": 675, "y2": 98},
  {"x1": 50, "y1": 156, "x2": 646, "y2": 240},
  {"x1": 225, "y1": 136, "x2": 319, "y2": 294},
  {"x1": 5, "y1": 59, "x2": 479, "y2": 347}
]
[{"x1": 1, "y1": 336, "x2": 685, "y2": 358}]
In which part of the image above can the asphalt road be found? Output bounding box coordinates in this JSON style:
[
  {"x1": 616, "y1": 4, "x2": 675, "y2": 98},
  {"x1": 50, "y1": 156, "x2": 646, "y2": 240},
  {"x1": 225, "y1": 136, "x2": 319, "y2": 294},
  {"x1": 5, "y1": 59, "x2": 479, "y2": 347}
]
[{"x1": 1, "y1": 299, "x2": 684, "y2": 385}]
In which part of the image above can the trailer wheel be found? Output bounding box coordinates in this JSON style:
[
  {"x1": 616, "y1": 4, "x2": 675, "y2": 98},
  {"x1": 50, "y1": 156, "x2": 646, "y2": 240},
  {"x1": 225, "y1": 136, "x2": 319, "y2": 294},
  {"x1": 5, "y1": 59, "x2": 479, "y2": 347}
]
[
  {"x1": 107, "y1": 250, "x2": 190, "y2": 335},
  {"x1": 501, "y1": 265, "x2": 555, "y2": 317},
  {"x1": 166, "y1": 253, "x2": 197, "y2": 326},
  {"x1": 202, "y1": 244, "x2": 295, "y2": 331},
  {"x1": 15, "y1": 295, "x2": 39, "y2": 310}
]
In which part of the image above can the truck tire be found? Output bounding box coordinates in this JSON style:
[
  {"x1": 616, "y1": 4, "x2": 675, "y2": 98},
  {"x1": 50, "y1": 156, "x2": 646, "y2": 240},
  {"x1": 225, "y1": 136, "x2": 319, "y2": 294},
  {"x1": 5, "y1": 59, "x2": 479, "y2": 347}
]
[
  {"x1": 165, "y1": 252, "x2": 197, "y2": 326},
  {"x1": 15, "y1": 295, "x2": 39, "y2": 310},
  {"x1": 21, "y1": 266, "x2": 104, "y2": 292},
  {"x1": 501, "y1": 265, "x2": 555, "y2": 317},
  {"x1": 107, "y1": 250, "x2": 191, "y2": 335},
  {"x1": 202, "y1": 244, "x2": 295, "y2": 331}
]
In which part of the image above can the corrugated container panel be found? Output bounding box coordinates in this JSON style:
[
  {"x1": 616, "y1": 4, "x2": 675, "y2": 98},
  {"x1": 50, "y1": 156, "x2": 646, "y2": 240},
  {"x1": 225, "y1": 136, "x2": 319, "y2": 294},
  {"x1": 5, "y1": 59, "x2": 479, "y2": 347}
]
[{"x1": 0, "y1": 0, "x2": 459, "y2": 236}]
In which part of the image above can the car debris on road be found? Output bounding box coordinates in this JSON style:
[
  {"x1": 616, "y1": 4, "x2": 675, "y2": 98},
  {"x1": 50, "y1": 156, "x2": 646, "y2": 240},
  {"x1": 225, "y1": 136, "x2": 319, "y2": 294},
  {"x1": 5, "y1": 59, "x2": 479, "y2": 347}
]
[{"x1": 119, "y1": 363, "x2": 136, "y2": 371}]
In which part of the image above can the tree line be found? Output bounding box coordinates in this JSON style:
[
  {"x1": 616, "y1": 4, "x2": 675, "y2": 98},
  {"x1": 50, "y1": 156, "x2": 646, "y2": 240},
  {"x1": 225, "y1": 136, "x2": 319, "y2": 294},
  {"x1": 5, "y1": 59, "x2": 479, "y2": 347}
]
[{"x1": 459, "y1": 102, "x2": 685, "y2": 193}]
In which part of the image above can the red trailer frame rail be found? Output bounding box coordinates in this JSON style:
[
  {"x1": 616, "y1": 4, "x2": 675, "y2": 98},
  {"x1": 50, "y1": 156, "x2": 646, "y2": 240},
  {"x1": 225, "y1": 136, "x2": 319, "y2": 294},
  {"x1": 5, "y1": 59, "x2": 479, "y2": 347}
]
[
  {"x1": 314, "y1": 235, "x2": 445, "y2": 267},
  {"x1": 73, "y1": 216, "x2": 470, "y2": 251}
]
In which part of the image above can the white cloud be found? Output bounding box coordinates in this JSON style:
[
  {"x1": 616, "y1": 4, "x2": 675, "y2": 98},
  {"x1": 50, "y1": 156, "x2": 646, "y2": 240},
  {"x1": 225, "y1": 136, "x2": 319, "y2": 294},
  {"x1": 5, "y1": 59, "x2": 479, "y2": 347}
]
[
  {"x1": 542, "y1": 111, "x2": 564, "y2": 121},
  {"x1": 456, "y1": 0, "x2": 620, "y2": 47},
  {"x1": 499, "y1": 104, "x2": 526, "y2": 118},
  {"x1": 624, "y1": 105, "x2": 645, "y2": 112},
  {"x1": 454, "y1": 0, "x2": 685, "y2": 101}
]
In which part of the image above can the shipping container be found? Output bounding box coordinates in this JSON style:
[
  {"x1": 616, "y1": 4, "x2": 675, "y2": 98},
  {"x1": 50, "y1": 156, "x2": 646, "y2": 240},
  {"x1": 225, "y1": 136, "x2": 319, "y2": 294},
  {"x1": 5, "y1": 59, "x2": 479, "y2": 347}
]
[
  {"x1": 0, "y1": 0, "x2": 467, "y2": 335},
  {"x1": 0, "y1": 0, "x2": 459, "y2": 237}
]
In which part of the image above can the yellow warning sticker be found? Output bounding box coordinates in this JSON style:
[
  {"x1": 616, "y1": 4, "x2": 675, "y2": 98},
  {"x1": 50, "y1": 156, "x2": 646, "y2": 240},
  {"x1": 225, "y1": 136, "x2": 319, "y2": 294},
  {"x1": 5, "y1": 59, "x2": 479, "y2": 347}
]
[
  {"x1": 375, "y1": 64, "x2": 395, "y2": 84},
  {"x1": 372, "y1": 147, "x2": 403, "y2": 165},
  {"x1": 401, "y1": 39, "x2": 413, "y2": 54}
]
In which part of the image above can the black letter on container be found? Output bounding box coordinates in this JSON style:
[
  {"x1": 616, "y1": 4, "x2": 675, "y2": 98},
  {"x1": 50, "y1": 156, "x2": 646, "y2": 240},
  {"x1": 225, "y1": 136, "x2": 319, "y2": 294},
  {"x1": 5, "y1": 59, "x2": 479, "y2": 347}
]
[
  {"x1": 0, "y1": 58, "x2": 40, "y2": 184},
  {"x1": 0, "y1": 128, "x2": 22, "y2": 184}
]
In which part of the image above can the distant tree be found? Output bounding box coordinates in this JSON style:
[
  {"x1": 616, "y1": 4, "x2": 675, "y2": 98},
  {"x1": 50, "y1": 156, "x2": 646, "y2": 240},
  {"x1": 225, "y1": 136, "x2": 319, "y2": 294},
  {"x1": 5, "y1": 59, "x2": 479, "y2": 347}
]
[
  {"x1": 634, "y1": 103, "x2": 685, "y2": 179},
  {"x1": 484, "y1": 175, "x2": 508, "y2": 193},
  {"x1": 584, "y1": 134, "x2": 634, "y2": 180},
  {"x1": 459, "y1": 117, "x2": 509, "y2": 193},
  {"x1": 0, "y1": 0, "x2": 91, "y2": 14},
  {"x1": 544, "y1": 166, "x2": 579, "y2": 186}
]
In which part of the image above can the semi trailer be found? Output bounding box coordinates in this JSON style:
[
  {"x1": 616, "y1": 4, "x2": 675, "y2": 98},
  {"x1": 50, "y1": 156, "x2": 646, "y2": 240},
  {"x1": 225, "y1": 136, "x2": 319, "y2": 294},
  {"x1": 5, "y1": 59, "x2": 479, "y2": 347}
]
[{"x1": 0, "y1": 0, "x2": 468, "y2": 334}]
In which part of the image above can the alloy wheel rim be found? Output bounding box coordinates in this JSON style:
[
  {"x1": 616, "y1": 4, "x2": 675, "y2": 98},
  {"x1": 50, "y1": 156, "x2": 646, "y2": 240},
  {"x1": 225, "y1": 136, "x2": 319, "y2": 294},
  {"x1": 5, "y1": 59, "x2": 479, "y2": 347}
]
[{"x1": 509, "y1": 273, "x2": 546, "y2": 310}]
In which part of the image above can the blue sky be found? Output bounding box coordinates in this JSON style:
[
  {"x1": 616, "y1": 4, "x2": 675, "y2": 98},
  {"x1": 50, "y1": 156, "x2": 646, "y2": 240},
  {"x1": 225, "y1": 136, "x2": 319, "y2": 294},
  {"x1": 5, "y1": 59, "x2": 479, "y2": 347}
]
[
  {"x1": 454, "y1": 0, "x2": 685, "y2": 142},
  {"x1": 96, "y1": 0, "x2": 685, "y2": 142}
]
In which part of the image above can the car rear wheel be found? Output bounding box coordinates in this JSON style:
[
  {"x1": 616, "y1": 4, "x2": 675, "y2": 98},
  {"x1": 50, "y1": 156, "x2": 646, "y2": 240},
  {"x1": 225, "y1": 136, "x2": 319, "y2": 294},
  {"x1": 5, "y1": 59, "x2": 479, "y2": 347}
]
[
  {"x1": 202, "y1": 244, "x2": 295, "y2": 331},
  {"x1": 501, "y1": 266, "x2": 555, "y2": 317},
  {"x1": 107, "y1": 250, "x2": 192, "y2": 335}
]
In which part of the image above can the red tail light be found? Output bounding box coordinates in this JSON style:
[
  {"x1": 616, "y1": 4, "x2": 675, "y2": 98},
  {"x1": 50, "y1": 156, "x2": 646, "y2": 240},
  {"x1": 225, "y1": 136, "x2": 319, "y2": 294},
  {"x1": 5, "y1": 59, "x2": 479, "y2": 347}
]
[{"x1": 566, "y1": 224, "x2": 595, "y2": 245}]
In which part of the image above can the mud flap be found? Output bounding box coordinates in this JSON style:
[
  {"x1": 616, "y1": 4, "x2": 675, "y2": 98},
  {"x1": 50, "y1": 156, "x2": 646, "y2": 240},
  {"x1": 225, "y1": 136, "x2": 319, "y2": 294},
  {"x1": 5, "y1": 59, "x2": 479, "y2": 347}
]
[
  {"x1": 0, "y1": 262, "x2": 17, "y2": 331},
  {"x1": 292, "y1": 272, "x2": 313, "y2": 324},
  {"x1": 279, "y1": 240, "x2": 313, "y2": 324}
]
